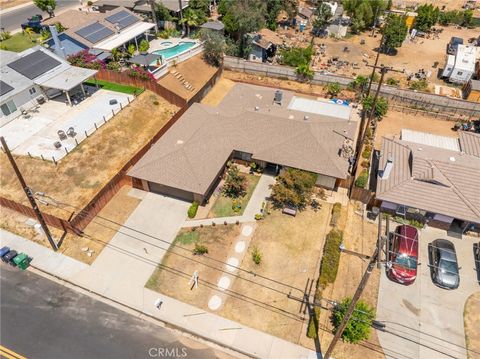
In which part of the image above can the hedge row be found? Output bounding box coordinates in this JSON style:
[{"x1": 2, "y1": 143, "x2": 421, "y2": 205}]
[
  {"x1": 187, "y1": 201, "x2": 199, "y2": 218},
  {"x1": 330, "y1": 202, "x2": 342, "y2": 227}
]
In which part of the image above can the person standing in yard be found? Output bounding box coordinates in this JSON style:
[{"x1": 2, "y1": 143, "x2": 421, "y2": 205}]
[{"x1": 154, "y1": 298, "x2": 163, "y2": 310}]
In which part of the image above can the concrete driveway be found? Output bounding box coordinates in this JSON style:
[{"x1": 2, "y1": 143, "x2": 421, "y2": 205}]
[
  {"x1": 376, "y1": 226, "x2": 479, "y2": 359},
  {"x1": 72, "y1": 189, "x2": 189, "y2": 304}
]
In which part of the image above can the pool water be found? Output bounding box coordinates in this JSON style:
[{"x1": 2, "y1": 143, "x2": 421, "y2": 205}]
[{"x1": 153, "y1": 42, "x2": 196, "y2": 60}]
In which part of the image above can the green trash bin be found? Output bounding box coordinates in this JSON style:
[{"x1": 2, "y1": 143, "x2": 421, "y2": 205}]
[{"x1": 13, "y1": 253, "x2": 30, "y2": 270}]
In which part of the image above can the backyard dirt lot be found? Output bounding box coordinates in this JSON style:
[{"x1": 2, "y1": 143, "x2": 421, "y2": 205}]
[
  {"x1": 308, "y1": 26, "x2": 479, "y2": 90},
  {"x1": 0, "y1": 91, "x2": 178, "y2": 220},
  {"x1": 464, "y1": 291, "x2": 480, "y2": 359},
  {"x1": 157, "y1": 54, "x2": 218, "y2": 101},
  {"x1": 374, "y1": 110, "x2": 457, "y2": 148}
]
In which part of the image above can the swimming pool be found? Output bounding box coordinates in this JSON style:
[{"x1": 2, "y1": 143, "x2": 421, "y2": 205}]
[{"x1": 153, "y1": 42, "x2": 196, "y2": 60}]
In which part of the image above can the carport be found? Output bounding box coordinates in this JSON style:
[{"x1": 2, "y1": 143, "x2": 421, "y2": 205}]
[{"x1": 34, "y1": 67, "x2": 98, "y2": 106}]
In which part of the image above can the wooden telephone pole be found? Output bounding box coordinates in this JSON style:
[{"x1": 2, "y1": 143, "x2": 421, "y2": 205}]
[{"x1": 1, "y1": 137, "x2": 58, "y2": 251}]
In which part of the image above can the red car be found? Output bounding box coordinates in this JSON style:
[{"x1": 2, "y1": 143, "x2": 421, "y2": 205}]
[{"x1": 387, "y1": 225, "x2": 419, "y2": 285}]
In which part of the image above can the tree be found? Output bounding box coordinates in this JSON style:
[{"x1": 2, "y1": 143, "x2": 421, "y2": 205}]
[
  {"x1": 313, "y1": 2, "x2": 332, "y2": 32},
  {"x1": 222, "y1": 0, "x2": 266, "y2": 36},
  {"x1": 331, "y1": 297, "x2": 374, "y2": 343},
  {"x1": 127, "y1": 43, "x2": 136, "y2": 56},
  {"x1": 382, "y1": 14, "x2": 408, "y2": 52},
  {"x1": 325, "y1": 82, "x2": 341, "y2": 97},
  {"x1": 349, "y1": 75, "x2": 369, "y2": 95},
  {"x1": 222, "y1": 164, "x2": 247, "y2": 198},
  {"x1": 155, "y1": 3, "x2": 173, "y2": 21},
  {"x1": 270, "y1": 168, "x2": 318, "y2": 209},
  {"x1": 33, "y1": 0, "x2": 56, "y2": 17},
  {"x1": 189, "y1": 0, "x2": 209, "y2": 24},
  {"x1": 414, "y1": 4, "x2": 440, "y2": 32},
  {"x1": 362, "y1": 96, "x2": 388, "y2": 118},
  {"x1": 279, "y1": 45, "x2": 313, "y2": 67},
  {"x1": 200, "y1": 29, "x2": 226, "y2": 67},
  {"x1": 266, "y1": 0, "x2": 282, "y2": 30},
  {"x1": 296, "y1": 63, "x2": 314, "y2": 81},
  {"x1": 179, "y1": 8, "x2": 200, "y2": 36},
  {"x1": 139, "y1": 39, "x2": 150, "y2": 52},
  {"x1": 343, "y1": 0, "x2": 388, "y2": 33}
]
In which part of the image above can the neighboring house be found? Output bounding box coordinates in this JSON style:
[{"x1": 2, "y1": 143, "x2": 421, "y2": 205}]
[
  {"x1": 44, "y1": 7, "x2": 155, "y2": 58},
  {"x1": 297, "y1": 6, "x2": 313, "y2": 30},
  {"x1": 0, "y1": 46, "x2": 97, "y2": 125},
  {"x1": 249, "y1": 28, "x2": 283, "y2": 62},
  {"x1": 199, "y1": 21, "x2": 224, "y2": 33},
  {"x1": 442, "y1": 45, "x2": 476, "y2": 84},
  {"x1": 463, "y1": 79, "x2": 480, "y2": 102},
  {"x1": 376, "y1": 130, "x2": 480, "y2": 236},
  {"x1": 128, "y1": 83, "x2": 359, "y2": 204},
  {"x1": 325, "y1": 3, "x2": 350, "y2": 38},
  {"x1": 94, "y1": 0, "x2": 189, "y2": 18}
]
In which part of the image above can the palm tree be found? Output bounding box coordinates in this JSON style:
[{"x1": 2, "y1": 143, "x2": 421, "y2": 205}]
[
  {"x1": 179, "y1": 8, "x2": 199, "y2": 36},
  {"x1": 24, "y1": 27, "x2": 35, "y2": 42}
]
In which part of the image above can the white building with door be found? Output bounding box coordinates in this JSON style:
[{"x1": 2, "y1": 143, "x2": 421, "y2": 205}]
[{"x1": 442, "y1": 45, "x2": 476, "y2": 84}]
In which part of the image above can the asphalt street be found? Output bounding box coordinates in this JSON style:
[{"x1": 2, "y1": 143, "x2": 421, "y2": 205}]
[
  {"x1": 0, "y1": 0, "x2": 76, "y2": 32},
  {"x1": 0, "y1": 265, "x2": 232, "y2": 359}
]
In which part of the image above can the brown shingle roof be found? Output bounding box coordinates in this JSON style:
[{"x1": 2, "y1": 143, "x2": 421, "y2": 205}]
[
  {"x1": 459, "y1": 131, "x2": 480, "y2": 157},
  {"x1": 376, "y1": 137, "x2": 480, "y2": 223},
  {"x1": 129, "y1": 84, "x2": 358, "y2": 195},
  {"x1": 42, "y1": 10, "x2": 104, "y2": 29}
]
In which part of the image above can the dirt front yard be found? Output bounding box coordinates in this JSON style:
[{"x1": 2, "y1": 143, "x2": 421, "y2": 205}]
[
  {"x1": 464, "y1": 291, "x2": 480, "y2": 359},
  {"x1": 0, "y1": 91, "x2": 178, "y2": 220}
]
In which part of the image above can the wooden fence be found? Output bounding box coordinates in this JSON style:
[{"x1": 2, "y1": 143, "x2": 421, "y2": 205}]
[{"x1": 95, "y1": 69, "x2": 187, "y2": 107}]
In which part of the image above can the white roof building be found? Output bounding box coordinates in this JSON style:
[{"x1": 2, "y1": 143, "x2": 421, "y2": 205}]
[{"x1": 442, "y1": 45, "x2": 476, "y2": 84}]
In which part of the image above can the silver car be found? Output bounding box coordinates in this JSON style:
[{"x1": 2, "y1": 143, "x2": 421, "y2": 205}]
[{"x1": 428, "y1": 239, "x2": 460, "y2": 290}]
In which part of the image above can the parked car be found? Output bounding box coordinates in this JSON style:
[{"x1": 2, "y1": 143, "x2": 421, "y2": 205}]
[
  {"x1": 474, "y1": 242, "x2": 480, "y2": 285},
  {"x1": 428, "y1": 239, "x2": 460, "y2": 290},
  {"x1": 387, "y1": 225, "x2": 419, "y2": 285},
  {"x1": 2, "y1": 250, "x2": 18, "y2": 266},
  {"x1": 447, "y1": 37, "x2": 463, "y2": 55}
]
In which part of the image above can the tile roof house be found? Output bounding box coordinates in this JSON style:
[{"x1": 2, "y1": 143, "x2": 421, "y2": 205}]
[
  {"x1": 128, "y1": 84, "x2": 359, "y2": 204},
  {"x1": 376, "y1": 131, "x2": 480, "y2": 234}
]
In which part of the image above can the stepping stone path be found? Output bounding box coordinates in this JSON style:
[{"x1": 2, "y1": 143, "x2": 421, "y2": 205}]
[{"x1": 207, "y1": 223, "x2": 256, "y2": 311}]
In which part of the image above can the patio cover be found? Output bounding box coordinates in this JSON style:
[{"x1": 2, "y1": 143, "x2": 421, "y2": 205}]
[
  {"x1": 127, "y1": 53, "x2": 162, "y2": 66},
  {"x1": 93, "y1": 22, "x2": 155, "y2": 51},
  {"x1": 35, "y1": 67, "x2": 98, "y2": 91}
]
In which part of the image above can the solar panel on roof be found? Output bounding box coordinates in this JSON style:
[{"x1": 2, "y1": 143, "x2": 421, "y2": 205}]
[
  {"x1": 75, "y1": 22, "x2": 114, "y2": 44},
  {"x1": 105, "y1": 10, "x2": 138, "y2": 29},
  {"x1": 7, "y1": 50, "x2": 61, "y2": 80},
  {"x1": 0, "y1": 80, "x2": 14, "y2": 97}
]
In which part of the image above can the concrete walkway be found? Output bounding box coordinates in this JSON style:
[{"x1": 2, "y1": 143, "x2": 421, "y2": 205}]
[
  {"x1": 183, "y1": 173, "x2": 276, "y2": 228},
  {"x1": 0, "y1": 188, "x2": 317, "y2": 358}
]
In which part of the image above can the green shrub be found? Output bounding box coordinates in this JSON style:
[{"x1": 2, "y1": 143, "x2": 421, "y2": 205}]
[
  {"x1": 331, "y1": 298, "x2": 374, "y2": 343},
  {"x1": 193, "y1": 243, "x2": 208, "y2": 255},
  {"x1": 386, "y1": 77, "x2": 399, "y2": 86},
  {"x1": 409, "y1": 79, "x2": 429, "y2": 92},
  {"x1": 361, "y1": 160, "x2": 370, "y2": 168},
  {"x1": 318, "y1": 229, "x2": 343, "y2": 289},
  {"x1": 254, "y1": 213, "x2": 263, "y2": 220},
  {"x1": 325, "y1": 82, "x2": 341, "y2": 97},
  {"x1": 330, "y1": 202, "x2": 342, "y2": 227},
  {"x1": 279, "y1": 46, "x2": 313, "y2": 67},
  {"x1": 187, "y1": 201, "x2": 199, "y2": 218},
  {"x1": 355, "y1": 170, "x2": 369, "y2": 188},
  {"x1": 252, "y1": 246, "x2": 262, "y2": 265},
  {"x1": 361, "y1": 149, "x2": 371, "y2": 159}
]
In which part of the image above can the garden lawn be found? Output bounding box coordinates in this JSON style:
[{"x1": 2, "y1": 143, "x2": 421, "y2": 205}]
[
  {"x1": 0, "y1": 32, "x2": 41, "y2": 52},
  {"x1": 208, "y1": 174, "x2": 260, "y2": 218},
  {"x1": 83, "y1": 79, "x2": 144, "y2": 95}
]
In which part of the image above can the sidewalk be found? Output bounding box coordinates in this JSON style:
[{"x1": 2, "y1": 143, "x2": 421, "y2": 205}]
[
  {"x1": 1, "y1": 215, "x2": 318, "y2": 359},
  {"x1": 183, "y1": 173, "x2": 276, "y2": 228}
]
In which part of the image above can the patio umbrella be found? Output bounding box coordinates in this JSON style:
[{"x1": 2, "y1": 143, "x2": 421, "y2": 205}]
[{"x1": 127, "y1": 52, "x2": 163, "y2": 67}]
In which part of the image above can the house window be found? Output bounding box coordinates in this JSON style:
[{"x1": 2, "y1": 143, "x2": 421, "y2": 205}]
[
  {"x1": 29, "y1": 87, "x2": 36, "y2": 95},
  {"x1": 457, "y1": 71, "x2": 463, "y2": 76},
  {"x1": 0, "y1": 100, "x2": 17, "y2": 116},
  {"x1": 395, "y1": 205, "x2": 406, "y2": 216}
]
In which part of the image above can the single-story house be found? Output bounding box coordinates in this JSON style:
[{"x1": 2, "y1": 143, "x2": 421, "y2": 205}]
[
  {"x1": 0, "y1": 46, "x2": 97, "y2": 125},
  {"x1": 94, "y1": 0, "x2": 189, "y2": 17},
  {"x1": 249, "y1": 28, "x2": 283, "y2": 62},
  {"x1": 376, "y1": 130, "x2": 480, "y2": 235},
  {"x1": 442, "y1": 44, "x2": 476, "y2": 84},
  {"x1": 463, "y1": 79, "x2": 480, "y2": 102},
  {"x1": 296, "y1": 6, "x2": 314, "y2": 30},
  {"x1": 128, "y1": 83, "x2": 359, "y2": 204},
  {"x1": 325, "y1": 4, "x2": 350, "y2": 38},
  {"x1": 44, "y1": 7, "x2": 155, "y2": 58}
]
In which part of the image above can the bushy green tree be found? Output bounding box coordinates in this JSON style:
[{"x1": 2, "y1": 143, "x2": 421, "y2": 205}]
[
  {"x1": 414, "y1": 4, "x2": 440, "y2": 32},
  {"x1": 296, "y1": 63, "x2": 314, "y2": 80},
  {"x1": 180, "y1": 8, "x2": 200, "y2": 36},
  {"x1": 331, "y1": 298, "x2": 374, "y2": 343},
  {"x1": 313, "y1": 2, "x2": 333, "y2": 32},
  {"x1": 200, "y1": 29, "x2": 226, "y2": 67},
  {"x1": 343, "y1": 0, "x2": 388, "y2": 33},
  {"x1": 349, "y1": 75, "x2": 369, "y2": 95},
  {"x1": 382, "y1": 14, "x2": 408, "y2": 51},
  {"x1": 222, "y1": 164, "x2": 247, "y2": 198},
  {"x1": 362, "y1": 96, "x2": 389, "y2": 118},
  {"x1": 279, "y1": 45, "x2": 313, "y2": 67},
  {"x1": 155, "y1": 3, "x2": 174, "y2": 21},
  {"x1": 325, "y1": 82, "x2": 341, "y2": 97},
  {"x1": 139, "y1": 39, "x2": 149, "y2": 52},
  {"x1": 33, "y1": 0, "x2": 56, "y2": 17},
  {"x1": 270, "y1": 168, "x2": 318, "y2": 209}
]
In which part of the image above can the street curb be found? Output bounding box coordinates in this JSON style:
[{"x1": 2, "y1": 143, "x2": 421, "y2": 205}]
[
  {"x1": 27, "y1": 264, "x2": 256, "y2": 359},
  {"x1": 0, "y1": 1, "x2": 33, "y2": 15}
]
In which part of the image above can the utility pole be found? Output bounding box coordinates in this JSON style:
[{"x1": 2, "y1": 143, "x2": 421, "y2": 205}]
[
  {"x1": 0, "y1": 137, "x2": 58, "y2": 251},
  {"x1": 323, "y1": 245, "x2": 379, "y2": 359},
  {"x1": 149, "y1": 0, "x2": 159, "y2": 33},
  {"x1": 366, "y1": 30, "x2": 385, "y2": 98}
]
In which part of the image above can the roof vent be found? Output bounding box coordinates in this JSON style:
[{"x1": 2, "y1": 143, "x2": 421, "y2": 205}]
[
  {"x1": 255, "y1": 106, "x2": 260, "y2": 111},
  {"x1": 380, "y1": 157, "x2": 394, "y2": 179},
  {"x1": 176, "y1": 140, "x2": 184, "y2": 145},
  {"x1": 274, "y1": 90, "x2": 283, "y2": 105},
  {"x1": 304, "y1": 115, "x2": 309, "y2": 121},
  {"x1": 449, "y1": 156, "x2": 456, "y2": 162},
  {"x1": 288, "y1": 115, "x2": 294, "y2": 120}
]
